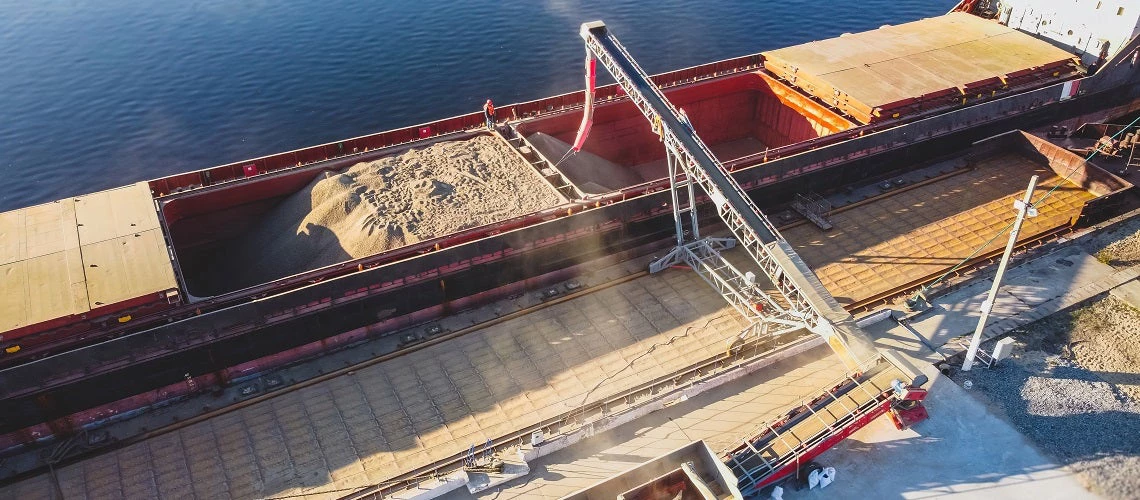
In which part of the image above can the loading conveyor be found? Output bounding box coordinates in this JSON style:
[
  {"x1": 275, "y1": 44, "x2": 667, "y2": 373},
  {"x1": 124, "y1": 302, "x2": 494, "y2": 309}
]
[
  {"x1": 579, "y1": 21, "x2": 877, "y2": 368},
  {"x1": 577, "y1": 21, "x2": 931, "y2": 495},
  {"x1": 721, "y1": 352, "x2": 928, "y2": 495}
]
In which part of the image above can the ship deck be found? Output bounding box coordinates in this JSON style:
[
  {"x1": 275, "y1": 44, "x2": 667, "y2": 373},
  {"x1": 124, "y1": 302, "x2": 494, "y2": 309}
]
[
  {"x1": 0, "y1": 141, "x2": 1108, "y2": 499},
  {"x1": 4, "y1": 266, "x2": 750, "y2": 499},
  {"x1": 784, "y1": 152, "x2": 1095, "y2": 306},
  {"x1": 0, "y1": 182, "x2": 177, "y2": 338},
  {"x1": 762, "y1": 12, "x2": 1078, "y2": 123}
]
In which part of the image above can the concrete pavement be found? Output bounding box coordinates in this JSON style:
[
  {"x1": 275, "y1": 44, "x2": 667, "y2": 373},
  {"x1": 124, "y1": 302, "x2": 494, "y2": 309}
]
[
  {"x1": 777, "y1": 245, "x2": 1140, "y2": 499},
  {"x1": 464, "y1": 245, "x2": 1140, "y2": 499}
]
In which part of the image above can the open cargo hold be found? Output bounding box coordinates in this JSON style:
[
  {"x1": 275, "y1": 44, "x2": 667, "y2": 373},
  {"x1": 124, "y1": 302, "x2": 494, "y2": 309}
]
[
  {"x1": 563, "y1": 440, "x2": 743, "y2": 500},
  {"x1": 762, "y1": 12, "x2": 1081, "y2": 124},
  {"x1": 782, "y1": 130, "x2": 1132, "y2": 308},
  {"x1": 163, "y1": 132, "x2": 568, "y2": 297},
  {"x1": 169, "y1": 70, "x2": 853, "y2": 297},
  {"x1": 0, "y1": 182, "x2": 179, "y2": 343},
  {"x1": 518, "y1": 71, "x2": 855, "y2": 194}
]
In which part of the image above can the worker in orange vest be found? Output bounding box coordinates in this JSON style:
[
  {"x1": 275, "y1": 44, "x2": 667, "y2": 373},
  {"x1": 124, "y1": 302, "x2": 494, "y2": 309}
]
[{"x1": 483, "y1": 99, "x2": 496, "y2": 131}]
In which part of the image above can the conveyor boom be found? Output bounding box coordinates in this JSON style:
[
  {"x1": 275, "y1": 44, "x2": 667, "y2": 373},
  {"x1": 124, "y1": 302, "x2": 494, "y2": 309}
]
[{"x1": 579, "y1": 21, "x2": 876, "y2": 366}]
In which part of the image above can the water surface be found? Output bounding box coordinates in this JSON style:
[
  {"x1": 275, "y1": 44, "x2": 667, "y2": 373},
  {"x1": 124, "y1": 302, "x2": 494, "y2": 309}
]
[{"x1": 0, "y1": 0, "x2": 953, "y2": 210}]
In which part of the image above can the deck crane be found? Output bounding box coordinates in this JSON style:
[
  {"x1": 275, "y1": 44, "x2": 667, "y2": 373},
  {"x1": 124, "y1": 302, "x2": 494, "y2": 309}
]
[
  {"x1": 575, "y1": 22, "x2": 930, "y2": 494},
  {"x1": 577, "y1": 21, "x2": 876, "y2": 369}
]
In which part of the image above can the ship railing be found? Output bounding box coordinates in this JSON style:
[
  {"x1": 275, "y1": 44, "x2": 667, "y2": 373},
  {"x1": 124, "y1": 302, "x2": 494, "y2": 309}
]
[{"x1": 148, "y1": 54, "x2": 762, "y2": 198}]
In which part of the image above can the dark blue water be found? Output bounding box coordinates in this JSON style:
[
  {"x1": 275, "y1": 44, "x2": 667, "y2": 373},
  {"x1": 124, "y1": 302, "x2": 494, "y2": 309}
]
[{"x1": 0, "y1": 1, "x2": 953, "y2": 211}]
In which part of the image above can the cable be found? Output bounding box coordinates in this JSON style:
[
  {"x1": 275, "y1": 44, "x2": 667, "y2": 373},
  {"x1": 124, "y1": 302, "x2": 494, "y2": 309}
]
[
  {"x1": 1029, "y1": 116, "x2": 1140, "y2": 209},
  {"x1": 908, "y1": 114, "x2": 1140, "y2": 302},
  {"x1": 262, "y1": 485, "x2": 367, "y2": 499},
  {"x1": 551, "y1": 147, "x2": 577, "y2": 169}
]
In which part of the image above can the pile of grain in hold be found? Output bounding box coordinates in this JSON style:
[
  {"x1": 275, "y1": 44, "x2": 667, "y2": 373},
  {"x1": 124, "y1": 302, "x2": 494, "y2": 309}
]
[
  {"x1": 226, "y1": 135, "x2": 563, "y2": 288},
  {"x1": 527, "y1": 132, "x2": 644, "y2": 194}
]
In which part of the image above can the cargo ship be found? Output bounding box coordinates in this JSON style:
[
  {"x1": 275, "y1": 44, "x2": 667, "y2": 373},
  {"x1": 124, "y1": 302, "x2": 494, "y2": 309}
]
[{"x1": 2, "y1": 2, "x2": 1140, "y2": 450}]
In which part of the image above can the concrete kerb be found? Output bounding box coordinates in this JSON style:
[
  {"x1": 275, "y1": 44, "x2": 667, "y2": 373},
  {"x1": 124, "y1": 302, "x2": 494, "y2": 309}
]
[
  {"x1": 385, "y1": 471, "x2": 470, "y2": 500},
  {"x1": 465, "y1": 459, "x2": 532, "y2": 494},
  {"x1": 1110, "y1": 278, "x2": 1140, "y2": 308},
  {"x1": 383, "y1": 455, "x2": 533, "y2": 498},
  {"x1": 976, "y1": 265, "x2": 1140, "y2": 347}
]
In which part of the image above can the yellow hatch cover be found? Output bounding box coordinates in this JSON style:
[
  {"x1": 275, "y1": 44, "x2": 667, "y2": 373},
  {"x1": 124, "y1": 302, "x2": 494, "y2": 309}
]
[
  {"x1": 0, "y1": 182, "x2": 178, "y2": 336},
  {"x1": 763, "y1": 12, "x2": 1078, "y2": 123}
]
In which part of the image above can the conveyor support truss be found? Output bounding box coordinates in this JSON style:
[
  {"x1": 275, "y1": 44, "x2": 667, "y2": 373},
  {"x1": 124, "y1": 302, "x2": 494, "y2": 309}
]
[{"x1": 578, "y1": 21, "x2": 875, "y2": 367}]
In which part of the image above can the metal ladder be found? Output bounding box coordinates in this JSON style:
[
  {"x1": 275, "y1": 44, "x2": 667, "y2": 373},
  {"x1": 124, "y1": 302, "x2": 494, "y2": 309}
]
[
  {"x1": 500, "y1": 127, "x2": 583, "y2": 199},
  {"x1": 721, "y1": 363, "x2": 900, "y2": 495}
]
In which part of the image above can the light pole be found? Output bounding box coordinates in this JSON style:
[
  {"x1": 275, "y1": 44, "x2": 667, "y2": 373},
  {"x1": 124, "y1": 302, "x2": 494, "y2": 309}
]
[{"x1": 962, "y1": 175, "x2": 1038, "y2": 371}]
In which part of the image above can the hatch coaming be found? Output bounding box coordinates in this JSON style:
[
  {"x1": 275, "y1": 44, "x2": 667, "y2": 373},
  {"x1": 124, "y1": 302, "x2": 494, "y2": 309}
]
[
  {"x1": 517, "y1": 70, "x2": 856, "y2": 194},
  {"x1": 160, "y1": 130, "x2": 570, "y2": 299}
]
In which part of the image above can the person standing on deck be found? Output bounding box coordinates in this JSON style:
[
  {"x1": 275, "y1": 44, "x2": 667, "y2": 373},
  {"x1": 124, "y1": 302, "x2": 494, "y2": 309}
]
[{"x1": 483, "y1": 99, "x2": 496, "y2": 131}]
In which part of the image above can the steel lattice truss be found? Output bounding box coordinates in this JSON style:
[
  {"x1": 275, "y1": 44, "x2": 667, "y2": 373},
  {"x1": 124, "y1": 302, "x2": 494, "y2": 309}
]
[{"x1": 580, "y1": 22, "x2": 875, "y2": 365}]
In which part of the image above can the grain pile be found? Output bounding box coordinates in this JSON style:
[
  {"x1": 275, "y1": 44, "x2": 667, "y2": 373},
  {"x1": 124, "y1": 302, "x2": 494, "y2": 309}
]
[
  {"x1": 527, "y1": 132, "x2": 644, "y2": 194},
  {"x1": 224, "y1": 136, "x2": 563, "y2": 289}
]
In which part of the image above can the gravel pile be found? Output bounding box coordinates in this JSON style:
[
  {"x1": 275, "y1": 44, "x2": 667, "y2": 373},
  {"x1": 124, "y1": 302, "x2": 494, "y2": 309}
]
[
  {"x1": 954, "y1": 295, "x2": 1140, "y2": 498},
  {"x1": 222, "y1": 135, "x2": 563, "y2": 289}
]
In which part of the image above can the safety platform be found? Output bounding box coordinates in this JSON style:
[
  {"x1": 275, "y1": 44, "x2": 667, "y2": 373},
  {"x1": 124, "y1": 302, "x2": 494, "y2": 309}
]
[
  {"x1": 762, "y1": 12, "x2": 1080, "y2": 123},
  {"x1": 0, "y1": 182, "x2": 178, "y2": 340}
]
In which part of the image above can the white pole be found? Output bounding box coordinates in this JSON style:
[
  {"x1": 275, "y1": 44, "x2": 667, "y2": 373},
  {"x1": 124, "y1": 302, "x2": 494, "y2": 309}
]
[{"x1": 962, "y1": 175, "x2": 1039, "y2": 371}]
